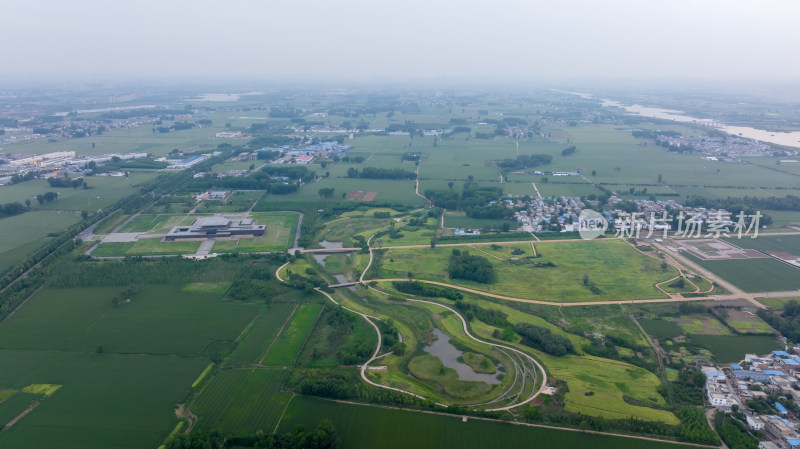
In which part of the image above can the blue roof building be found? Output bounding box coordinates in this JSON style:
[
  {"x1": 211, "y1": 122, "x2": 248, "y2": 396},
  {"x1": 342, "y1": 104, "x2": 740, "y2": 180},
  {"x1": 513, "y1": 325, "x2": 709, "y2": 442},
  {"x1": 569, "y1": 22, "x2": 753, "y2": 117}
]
[
  {"x1": 776, "y1": 402, "x2": 789, "y2": 415},
  {"x1": 731, "y1": 364, "x2": 742, "y2": 370},
  {"x1": 773, "y1": 350, "x2": 791, "y2": 358}
]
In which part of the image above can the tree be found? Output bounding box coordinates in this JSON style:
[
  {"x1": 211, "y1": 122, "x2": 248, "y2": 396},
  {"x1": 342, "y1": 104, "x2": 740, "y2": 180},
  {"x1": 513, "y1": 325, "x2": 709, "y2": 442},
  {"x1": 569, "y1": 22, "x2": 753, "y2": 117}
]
[
  {"x1": 430, "y1": 239, "x2": 437, "y2": 248},
  {"x1": 448, "y1": 181, "x2": 454, "y2": 190},
  {"x1": 81, "y1": 211, "x2": 89, "y2": 219},
  {"x1": 591, "y1": 170, "x2": 597, "y2": 176},
  {"x1": 658, "y1": 174, "x2": 663, "y2": 183},
  {"x1": 25, "y1": 199, "x2": 31, "y2": 208}
]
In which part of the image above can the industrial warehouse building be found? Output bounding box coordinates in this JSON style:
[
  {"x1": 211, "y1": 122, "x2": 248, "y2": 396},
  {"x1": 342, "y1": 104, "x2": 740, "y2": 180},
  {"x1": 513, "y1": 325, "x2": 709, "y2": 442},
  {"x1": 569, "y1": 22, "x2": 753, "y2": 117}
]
[{"x1": 165, "y1": 217, "x2": 265, "y2": 240}]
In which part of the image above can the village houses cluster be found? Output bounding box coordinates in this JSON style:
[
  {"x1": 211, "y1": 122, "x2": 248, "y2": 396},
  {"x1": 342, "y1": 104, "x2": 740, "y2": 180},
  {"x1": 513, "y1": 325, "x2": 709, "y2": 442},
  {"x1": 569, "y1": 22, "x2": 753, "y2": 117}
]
[{"x1": 704, "y1": 351, "x2": 800, "y2": 449}]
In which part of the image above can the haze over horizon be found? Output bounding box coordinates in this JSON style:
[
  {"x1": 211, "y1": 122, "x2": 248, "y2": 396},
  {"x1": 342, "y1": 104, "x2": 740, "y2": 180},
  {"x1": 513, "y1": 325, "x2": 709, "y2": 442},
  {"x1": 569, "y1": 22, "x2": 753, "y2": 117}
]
[{"x1": 2, "y1": 0, "x2": 800, "y2": 85}]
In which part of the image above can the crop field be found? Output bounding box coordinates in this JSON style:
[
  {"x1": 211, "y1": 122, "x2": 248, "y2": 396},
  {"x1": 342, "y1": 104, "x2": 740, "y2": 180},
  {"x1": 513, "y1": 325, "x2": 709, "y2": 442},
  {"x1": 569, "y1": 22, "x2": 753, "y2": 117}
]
[
  {"x1": 0, "y1": 391, "x2": 39, "y2": 427},
  {"x1": 719, "y1": 309, "x2": 774, "y2": 334},
  {"x1": 376, "y1": 240, "x2": 676, "y2": 302},
  {"x1": 757, "y1": 297, "x2": 800, "y2": 310},
  {"x1": 670, "y1": 315, "x2": 730, "y2": 335},
  {"x1": 687, "y1": 254, "x2": 800, "y2": 292},
  {"x1": 0, "y1": 210, "x2": 82, "y2": 273},
  {"x1": 0, "y1": 349, "x2": 206, "y2": 449},
  {"x1": 226, "y1": 303, "x2": 297, "y2": 366},
  {"x1": 0, "y1": 285, "x2": 257, "y2": 357},
  {"x1": 191, "y1": 368, "x2": 291, "y2": 436},
  {"x1": 688, "y1": 334, "x2": 781, "y2": 363},
  {"x1": 277, "y1": 396, "x2": 683, "y2": 449},
  {"x1": 639, "y1": 319, "x2": 684, "y2": 340},
  {"x1": 261, "y1": 304, "x2": 321, "y2": 366},
  {"x1": 0, "y1": 172, "x2": 156, "y2": 212},
  {"x1": 443, "y1": 211, "x2": 516, "y2": 230},
  {"x1": 724, "y1": 235, "x2": 800, "y2": 255}
]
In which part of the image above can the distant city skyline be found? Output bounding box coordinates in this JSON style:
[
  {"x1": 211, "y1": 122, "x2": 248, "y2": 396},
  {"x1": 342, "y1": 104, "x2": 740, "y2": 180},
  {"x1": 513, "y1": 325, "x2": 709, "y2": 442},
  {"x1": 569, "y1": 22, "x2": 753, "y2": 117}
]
[{"x1": 2, "y1": 0, "x2": 799, "y2": 84}]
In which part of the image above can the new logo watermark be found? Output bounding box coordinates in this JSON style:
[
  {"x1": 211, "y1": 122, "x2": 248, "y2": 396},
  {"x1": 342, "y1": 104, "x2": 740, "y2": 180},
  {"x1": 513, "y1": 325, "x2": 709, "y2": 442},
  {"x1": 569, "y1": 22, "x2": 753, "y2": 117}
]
[
  {"x1": 578, "y1": 210, "x2": 763, "y2": 240},
  {"x1": 578, "y1": 209, "x2": 608, "y2": 240}
]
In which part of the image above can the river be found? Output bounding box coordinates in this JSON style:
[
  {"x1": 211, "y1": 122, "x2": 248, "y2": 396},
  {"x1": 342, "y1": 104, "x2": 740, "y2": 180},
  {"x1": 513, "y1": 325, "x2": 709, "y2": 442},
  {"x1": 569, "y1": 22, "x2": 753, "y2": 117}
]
[{"x1": 561, "y1": 91, "x2": 800, "y2": 149}]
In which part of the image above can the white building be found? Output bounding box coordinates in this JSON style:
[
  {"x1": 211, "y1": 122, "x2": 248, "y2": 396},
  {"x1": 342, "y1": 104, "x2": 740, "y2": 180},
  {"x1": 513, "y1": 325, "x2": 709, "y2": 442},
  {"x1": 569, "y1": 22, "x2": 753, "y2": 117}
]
[{"x1": 747, "y1": 414, "x2": 765, "y2": 430}]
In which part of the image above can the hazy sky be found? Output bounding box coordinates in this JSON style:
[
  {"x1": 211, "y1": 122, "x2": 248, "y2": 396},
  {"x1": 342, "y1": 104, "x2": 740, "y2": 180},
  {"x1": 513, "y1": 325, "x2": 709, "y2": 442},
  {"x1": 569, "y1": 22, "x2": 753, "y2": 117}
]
[{"x1": 3, "y1": 0, "x2": 799, "y2": 83}]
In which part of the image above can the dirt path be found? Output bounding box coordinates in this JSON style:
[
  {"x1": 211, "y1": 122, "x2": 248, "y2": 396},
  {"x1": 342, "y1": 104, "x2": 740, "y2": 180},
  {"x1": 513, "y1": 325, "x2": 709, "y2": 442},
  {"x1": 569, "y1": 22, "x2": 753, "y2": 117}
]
[
  {"x1": 314, "y1": 288, "x2": 430, "y2": 402},
  {"x1": 414, "y1": 167, "x2": 432, "y2": 207},
  {"x1": 2, "y1": 400, "x2": 40, "y2": 431},
  {"x1": 175, "y1": 403, "x2": 197, "y2": 434},
  {"x1": 531, "y1": 182, "x2": 543, "y2": 201},
  {"x1": 402, "y1": 296, "x2": 547, "y2": 411}
]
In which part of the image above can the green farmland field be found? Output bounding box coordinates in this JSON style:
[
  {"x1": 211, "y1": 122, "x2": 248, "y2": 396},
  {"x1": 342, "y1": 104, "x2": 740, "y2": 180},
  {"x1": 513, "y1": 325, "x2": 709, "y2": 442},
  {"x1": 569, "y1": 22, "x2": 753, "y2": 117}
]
[
  {"x1": 192, "y1": 368, "x2": 291, "y2": 436},
  {"x1": 686, "y1": 254, "x2": 800, "y2": 293},
  {"x1": 262, "y1": 304, "x2": 322, "y2": 366},
  {"x1": 0, "y1": 285, "x2": 257, "y2": 357},
  {"x1": 377, "y1": 239, "x2": 676, "y2": 302},
  {"x1": 226, "y1": 303, "x2": 297, "y2": 366},
  {"x1": 0, "y1": 172, "x2": 156, "y2": 212},
  {"x1": 724, "y1": 235, "x2": 800, "y2": 255},
  {"x1": 0, "y1": 349, "x2": 206, "y2": 449},
  {"x1": 277, "y1": 396, "x2": 684, "y2": 449},
  {"x1": 0, "y1": 211, "x2": 82, "y2": 273},
  {"x1": 688, "y1": 334, "x2": 781, "y2": 363}
]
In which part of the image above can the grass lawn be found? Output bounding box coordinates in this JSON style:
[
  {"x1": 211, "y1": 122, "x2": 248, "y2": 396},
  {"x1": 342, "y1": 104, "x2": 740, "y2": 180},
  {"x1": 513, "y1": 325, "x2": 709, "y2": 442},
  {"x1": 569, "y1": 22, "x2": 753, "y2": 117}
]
[
  {"x1": 215, "y1": 211, "x2": 299, "y2": 252},
  {"x1": 119, "y1": 214, "x2": 196, "y2": 233},
  {"x1": 377, "y1": 240, "x2": 676, "y2": 302},
  {"x1": 92, "y1": 239, "x2": 202, "y2": 256},
  {"x1": 277, "y1": 396, "x2": 683, "y2": 449}
]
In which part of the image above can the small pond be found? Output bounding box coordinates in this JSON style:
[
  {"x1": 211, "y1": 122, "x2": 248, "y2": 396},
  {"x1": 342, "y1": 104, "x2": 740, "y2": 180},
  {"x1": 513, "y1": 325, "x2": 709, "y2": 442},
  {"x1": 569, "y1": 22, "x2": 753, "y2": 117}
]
[{"x1": 424, "y1": 328, "x2": 501, "y2": 384}]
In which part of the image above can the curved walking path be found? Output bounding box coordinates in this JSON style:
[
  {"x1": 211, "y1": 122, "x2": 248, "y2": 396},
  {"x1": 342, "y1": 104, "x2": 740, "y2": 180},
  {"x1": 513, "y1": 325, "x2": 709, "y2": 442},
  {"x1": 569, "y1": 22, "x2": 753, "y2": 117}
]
[
  {"x1": 314, "y1": 288, "x2": 429, "y2": 402},
  {"x1": 402, "y1": 296, "x2": 547, "y2": 411}
]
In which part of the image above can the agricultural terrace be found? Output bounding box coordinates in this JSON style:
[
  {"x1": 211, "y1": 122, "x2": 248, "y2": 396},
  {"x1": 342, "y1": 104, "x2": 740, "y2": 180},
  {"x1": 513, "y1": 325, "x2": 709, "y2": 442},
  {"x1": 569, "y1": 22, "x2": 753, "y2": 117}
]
[{"x1": 373, "y1": 239, "x2": 678, "y2": 302}]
